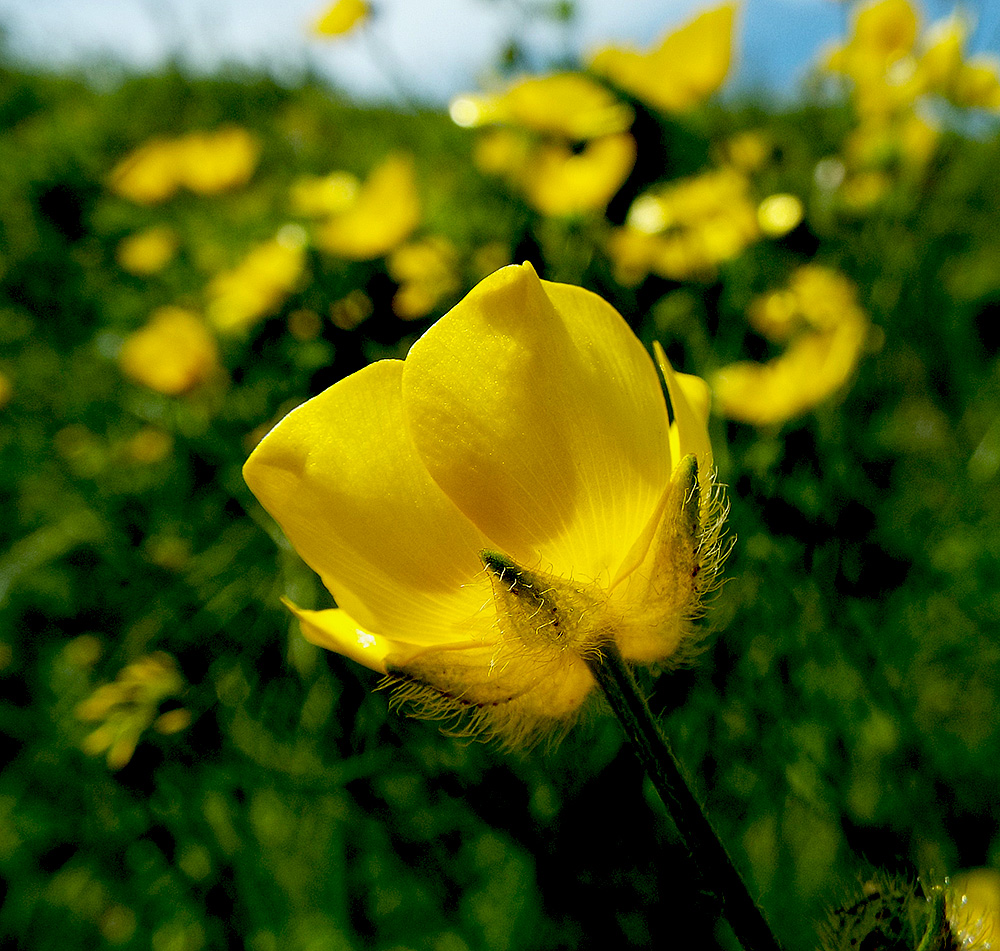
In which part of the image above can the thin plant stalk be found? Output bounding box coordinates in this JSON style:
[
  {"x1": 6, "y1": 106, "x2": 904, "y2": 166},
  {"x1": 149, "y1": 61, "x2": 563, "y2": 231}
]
[{"x1": 585, "y1": 641, "x2": 783, "y2": 951}]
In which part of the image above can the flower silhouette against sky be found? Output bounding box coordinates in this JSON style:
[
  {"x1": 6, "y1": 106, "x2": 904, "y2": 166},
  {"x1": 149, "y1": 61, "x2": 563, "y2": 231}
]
[{"x1": 245, "y1": 263, "x2": 726, "y2": 743}]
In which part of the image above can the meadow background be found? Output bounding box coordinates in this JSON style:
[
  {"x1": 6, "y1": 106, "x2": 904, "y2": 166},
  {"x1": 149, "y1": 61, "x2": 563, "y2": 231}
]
[{"x1": 2, "y1": 1, "x2": 1000, "y2": 949}]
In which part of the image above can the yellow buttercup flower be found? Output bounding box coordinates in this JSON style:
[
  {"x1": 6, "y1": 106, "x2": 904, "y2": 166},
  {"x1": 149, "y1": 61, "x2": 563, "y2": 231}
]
[
  {"x1": 108, "y1": 137, "x2": 184, "y2": 205},
  {"x1": 119, "y1": 306, "x2": 220, "y2": 396},
  {"x1": 522, "y1": 133, "x2": 637, "y2": 218},
  {"x1": 712, "y1": 265, "x2": 870, "y2": 426},
  {"x1": 206, "y1": 226, "x2": 308, "y2": 334},
  {"x1": 108, "y1": 127, "x2": 260, "y2": 204},
  {"x1": 178, "y1": 126, "x2": 260, "y2": 196},
  {"x1": 388, "y1": 235, "x2": 461, "y2": 320},
  {"x1": 245, "y1": 264, "x2": 726, "y2": 744},
  {"x1": 313, "y1": 0, "x2": 370, "y2": 36},
  {"x1": 314, "y1": 154, "x2": 421, "y2": 260},
  {"x1": 589, "y1": 3, "x2": 736, "y2": 114},
  {"x1": 77, "y1": 652, "x2": 189, "y2": 769},
  {"x1": 116, "y1": 225, "x2": 179, "y2": 275},
  {"x1": 609, "y1": 166, "x2": 759, "y2": 283},
  {"x1": 450, "y1": 72, "x2": 634, "y2": 140},
  {"x1": 290, "y1": 170, "x2": 360, "y2": 217}
]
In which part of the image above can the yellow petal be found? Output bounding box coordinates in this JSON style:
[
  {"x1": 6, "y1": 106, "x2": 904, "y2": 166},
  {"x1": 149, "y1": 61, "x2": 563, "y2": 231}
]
[
  {"x1": 244, "y1": 360, "x2": 494, "y2": 644},
  {"x1": 401, "y1": 263, "x2": 671, "y2": 583},
  {"x1": 288, "y1": 602, "x2": 399, "y2": 673}
]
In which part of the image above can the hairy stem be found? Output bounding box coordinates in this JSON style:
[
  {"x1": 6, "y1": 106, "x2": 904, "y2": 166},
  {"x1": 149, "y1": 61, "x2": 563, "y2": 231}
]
[{"x1": 585, "y1": 641, "x2": 782, "y2": 951}]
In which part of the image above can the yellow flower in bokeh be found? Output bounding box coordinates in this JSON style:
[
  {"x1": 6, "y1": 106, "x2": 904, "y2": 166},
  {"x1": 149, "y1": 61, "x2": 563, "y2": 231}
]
[
  {"x1": 609, "y1": 166, "x2": 759, "y2": 283},
  {"x1": 450, "y1": 72, "x2": 633, "y2": 140},
  {"x1": 756, "y1": 193, "x2": 804, "y2": 238},
  {"x1": 314, "y1": 154, "x2": 421, "y2": 260},
  {"x1": 522, "y1": 133, "x2": 637, "y2": 218},
  {"x1": 455, "y1": 72, "x2": 635, "y2": 217},
  {"x1": 0, "y1": 370, "x2": 12, "y2": 409},
  {"x1": 116, "y1": 225, "x2": 179, "y2": 275},
  {"x1": 207, "y1": 226, "x2": 308, "y2": 334},
  {"x1": 388, "y1": 235, "x2": 461, "y2": 319},
  {"x1": 712, "y1": 265, "x2": 870, "y2": 426},
  {"x1": 313, "y1": 0, "x2": 370, "y2": 36},
  {"x1": 589, "y1": 3, "x2": 736, "y2": 114},
  {"x1": 108, "y1": 137, "x2": 183, "y2": 205},
  {"x1": 125, "y1": 427, "x2": 174, "y2": 464},
  {"x1": 178, "y1": 126, "x2": 261, "y2": 196},
  {"x1": 244, "y1": 263, "x2": 726, "y2": 743},
  {"x1": 119, "y1": 306, "x2": 220, "y2": 396},
  {"x1": 290, "y1": 170, "x2": 360, "y2": 217},
  {"x1": 77, "y1": 653, "x2": 189, "y2": 769},
  {"x1": 108, "y1": 127, "x2": 260, "y2": 204},
  {"x1": 475, "y1": 129, "x2": 636, "y2": 218}
]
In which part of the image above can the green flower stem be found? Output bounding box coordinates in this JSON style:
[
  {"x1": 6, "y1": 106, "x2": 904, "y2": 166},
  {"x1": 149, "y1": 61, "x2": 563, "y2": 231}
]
[{"x1": 585, "y1": 641, "x2": 782, "y2": 951}]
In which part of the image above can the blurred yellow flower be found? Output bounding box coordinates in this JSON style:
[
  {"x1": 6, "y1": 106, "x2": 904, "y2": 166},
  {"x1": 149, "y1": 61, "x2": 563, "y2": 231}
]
[
  {"x1": 119, "y1": 306, "x2": 220, "y2": 396},
  {"x1": 108, "y1": 127, "x2": 260, "y2": 204},
  {"x1": 126, "y1": 427, "x2": 174, "y2": 464},
  {"x1": 712, "y1": 265, "x2": 870, "y2": 425},
  {"x1": 589, "y1": 3, "x2": 736, "y2": 114},
  {"x1": 0, "y1": 370, "x2": 12, "y2": 409},
  {"x1": 108, "y1": 137, "x2": 182, "y2": 205},
  {"x1": 116, "y1": 225, "x2": 179, "y2": 275},
  {"x1": 207, "y1": 226, "x2": 308, "y2": 334},
  {"x1": 388, "y1": 235, "x2": 461, "y2": 319},
  {"x1": 450, "y1": 72, "x2": 633, "y2": 140},
  {"x1": 757, "y1": 193, "x2": 804, "y2": 238},
  {"x1": 456, "y1": 71, "x2": 636, "y2": 217},
  {"x1": 179, "y1": 126, "x2": 261, "y2": 195},
  {"x1": 609, "y1": 166, "x2": 759, "y2": 283},
  {"x1": 313, "y1": 0, "x2": 370, "y2": 36},
  {"x1": 475, "y1": 129, "x2": 636, "y2": 218},
  {"x1": 76, "y1": 653, "x2": 190, "y2": 769},
  {"x1": 329, "y1": 289, "x2": 374, "y2": 330},
  {"x1": 314, "y1": 153, "x2": 421, "y2": 260},
  {"x1": 522, "y1": 133, "x2": 637, "y2": 218},
  {"x1": 290, "y1": 170, "x2": 360, "y2": 217},
  {"x1": 244, "y1": 263, "x2": 726, "y2": 743}
]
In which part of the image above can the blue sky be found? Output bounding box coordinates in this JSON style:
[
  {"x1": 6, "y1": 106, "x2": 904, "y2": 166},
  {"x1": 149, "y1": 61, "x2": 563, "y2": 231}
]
[{"x1": 0, "y1": 0, "x2": 997, "y2": 104}]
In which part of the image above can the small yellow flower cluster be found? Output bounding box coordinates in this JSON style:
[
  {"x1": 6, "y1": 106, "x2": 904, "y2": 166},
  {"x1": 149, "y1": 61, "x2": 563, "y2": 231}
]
[
  {"x1": 452, "y1": 72, "x2": 637, "y2": 218},
  {"x1": 310, "y1": 153, "x2": 421, "y2": 259},
  {"x1": 823, "y1": 0, "x2": 1000, "y2": 205},
  {"x1": 206, "y1": 226, "x2": 308, "y2": 334},
  {"x1": 119, "y1": 306, "x2": 220, "y2": 396},
  {"x1": 108, "y1": 126, "x2": 260, "y2": 205},
  {"x1": 588, "y1": 3, "x2": 736, "y2": 115},
  {"x1": 76, "y1": 652, "x2": 190, "y2": 769},
  {"x1": 712, "y1": 265, "x2": 871, "y2": 426},
  {"x1": 115, "y1": 224, "x2": 179, "y2": 275},
  {"x1": 608, "y1": 167, "x2": 760, "y2": 284}
]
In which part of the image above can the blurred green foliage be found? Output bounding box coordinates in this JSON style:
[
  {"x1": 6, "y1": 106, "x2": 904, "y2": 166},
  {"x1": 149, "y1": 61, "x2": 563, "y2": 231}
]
[{"x1": 2, "y1": 21, "x2": 1000, "y2": 951}]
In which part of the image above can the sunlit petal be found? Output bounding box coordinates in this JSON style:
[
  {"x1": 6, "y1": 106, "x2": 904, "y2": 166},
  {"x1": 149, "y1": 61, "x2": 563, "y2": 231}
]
[
  {"x1": 244, "y1": 360, "x2": 494, "y2": 643},
  {"x1": 402, "y1": 263, "x2": 671, "y2": 582}
]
